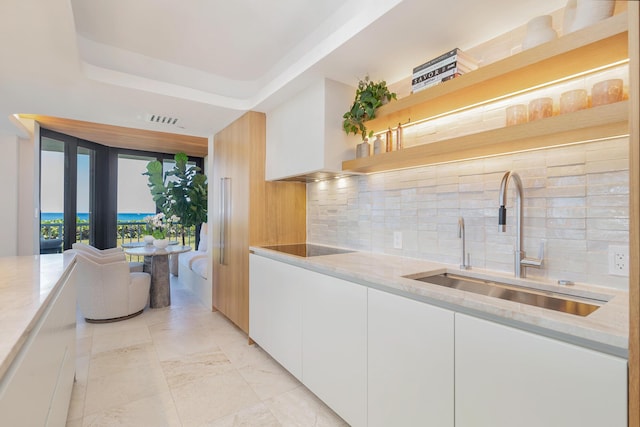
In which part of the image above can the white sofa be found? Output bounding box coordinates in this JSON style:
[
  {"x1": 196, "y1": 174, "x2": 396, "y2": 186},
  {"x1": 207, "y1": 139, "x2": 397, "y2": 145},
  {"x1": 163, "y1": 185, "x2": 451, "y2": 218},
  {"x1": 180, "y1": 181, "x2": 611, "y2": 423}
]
[{"x1": 178, "y1": 224, "x2": 210, "y2": 306}]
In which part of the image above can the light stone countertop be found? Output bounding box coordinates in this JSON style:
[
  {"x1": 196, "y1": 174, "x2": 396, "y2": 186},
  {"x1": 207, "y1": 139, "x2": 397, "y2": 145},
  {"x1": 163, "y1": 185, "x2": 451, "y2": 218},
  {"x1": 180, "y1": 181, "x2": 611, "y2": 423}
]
[
  {"x1": 0, "y1": 253, "x2": 76, "y2": 378},
  {"x1": 250, "y1": 246, "x2": 629, "y2": 358}
]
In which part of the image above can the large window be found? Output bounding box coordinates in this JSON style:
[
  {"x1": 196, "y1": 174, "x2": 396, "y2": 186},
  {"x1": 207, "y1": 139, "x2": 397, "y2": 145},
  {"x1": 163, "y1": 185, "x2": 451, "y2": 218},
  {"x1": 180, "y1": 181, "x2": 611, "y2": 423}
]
[{"x1": 39, "y1": 130, "x2": 204, "y2": 252}]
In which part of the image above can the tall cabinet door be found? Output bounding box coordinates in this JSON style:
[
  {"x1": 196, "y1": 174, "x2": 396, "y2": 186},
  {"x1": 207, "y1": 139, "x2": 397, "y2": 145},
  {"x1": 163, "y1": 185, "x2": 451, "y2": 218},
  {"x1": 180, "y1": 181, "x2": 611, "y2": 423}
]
[
  {"x1": 213, "y1": 111, "x2": 306, "y2": 334},
  {"x1": 212, "y1": 114, "x2": 251, "y2": 331}
]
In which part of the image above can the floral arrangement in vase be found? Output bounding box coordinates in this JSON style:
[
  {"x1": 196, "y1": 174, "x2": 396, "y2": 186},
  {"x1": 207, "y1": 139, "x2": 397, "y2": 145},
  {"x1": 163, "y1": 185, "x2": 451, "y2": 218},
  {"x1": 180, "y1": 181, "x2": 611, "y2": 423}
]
[{"x1": 144, "y1": 213, "x2": 180, "y2": 240}]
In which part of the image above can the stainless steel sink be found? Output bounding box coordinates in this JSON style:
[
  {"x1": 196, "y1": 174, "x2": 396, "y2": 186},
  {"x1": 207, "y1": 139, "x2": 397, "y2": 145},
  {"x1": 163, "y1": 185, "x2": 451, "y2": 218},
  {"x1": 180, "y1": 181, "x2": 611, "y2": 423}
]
[{"x1": 405, "y1": 272, "x2": 610, "y2": 316}]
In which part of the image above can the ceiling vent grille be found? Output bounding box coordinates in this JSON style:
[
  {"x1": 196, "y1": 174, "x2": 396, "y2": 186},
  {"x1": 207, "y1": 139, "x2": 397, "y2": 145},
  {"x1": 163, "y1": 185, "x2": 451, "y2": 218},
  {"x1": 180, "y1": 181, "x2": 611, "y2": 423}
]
[{"x1": 145, "y1": 113, "x2": 179, "y2": 126}]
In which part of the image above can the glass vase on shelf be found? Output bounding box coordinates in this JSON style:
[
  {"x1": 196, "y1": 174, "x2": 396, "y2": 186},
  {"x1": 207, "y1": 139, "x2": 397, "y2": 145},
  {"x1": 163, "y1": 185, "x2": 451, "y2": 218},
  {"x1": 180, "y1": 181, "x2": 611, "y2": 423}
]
[
  {"x1": 385, "y1": 127, "x2": 393, "y2": 152},
  {"x1": 395, "y1": 122, "x2": 404, "y2": 150},
  {"x1": 373, "y1": 134, "x2": 384, "y2": 155}
]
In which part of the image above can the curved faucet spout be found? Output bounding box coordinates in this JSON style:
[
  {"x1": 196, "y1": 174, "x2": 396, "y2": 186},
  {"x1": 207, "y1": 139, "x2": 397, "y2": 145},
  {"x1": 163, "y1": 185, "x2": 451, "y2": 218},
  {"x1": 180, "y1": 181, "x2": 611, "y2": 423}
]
[
  {"x1": 499, "y1": 171, "x2": 523, "y2": 231},
  {"x1": 498, "y1": 171, "x2": 524, "y2": 277}
]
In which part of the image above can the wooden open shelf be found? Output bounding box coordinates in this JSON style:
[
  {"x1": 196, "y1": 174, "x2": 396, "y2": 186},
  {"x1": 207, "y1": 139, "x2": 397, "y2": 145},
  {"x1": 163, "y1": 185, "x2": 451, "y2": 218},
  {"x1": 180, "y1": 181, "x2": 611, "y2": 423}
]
[
  {"x1": 342, "y1": 12, "x2": 629, "y2": 175},
  {"x1": 343, "y1": 101, "x2": 629, "y2": 173},
  {"x1": 365, "y1": 12, "x2": 628, "y2": 134}
]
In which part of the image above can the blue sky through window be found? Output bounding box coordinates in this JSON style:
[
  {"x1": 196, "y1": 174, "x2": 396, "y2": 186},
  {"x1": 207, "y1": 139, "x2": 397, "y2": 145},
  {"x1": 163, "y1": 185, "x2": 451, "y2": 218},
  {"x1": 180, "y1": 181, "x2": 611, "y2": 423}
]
[{"x1": 41, "y1": 151, "x2": 155, "y2": 215}]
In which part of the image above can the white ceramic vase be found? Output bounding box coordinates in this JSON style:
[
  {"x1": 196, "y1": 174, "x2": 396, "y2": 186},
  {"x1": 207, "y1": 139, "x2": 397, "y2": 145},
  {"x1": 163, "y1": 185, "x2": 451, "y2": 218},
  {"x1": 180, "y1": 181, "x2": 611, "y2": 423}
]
[
  {"x1": 143, "y1": 235, "x2": 155, "y2": 245},
  {"x1": 356, "y1": 139, "x2": 371, "y2": 158},
  {"x1": 522, "y1": 15, "x2": 558, "y2": 50},
  {"x1": 153, "y1": 238, "x2": 169, "y2": 249},
  {"x1": 564, "y1": 0, "x2": 614, "y2": 34}
]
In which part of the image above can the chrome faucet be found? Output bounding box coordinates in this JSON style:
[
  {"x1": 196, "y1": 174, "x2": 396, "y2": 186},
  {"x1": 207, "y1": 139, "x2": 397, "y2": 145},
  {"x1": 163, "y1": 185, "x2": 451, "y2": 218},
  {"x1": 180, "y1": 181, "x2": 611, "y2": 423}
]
[
  {"x1": 458, "y1": 217, "x2": 470, "y2": 270},
  {"x1": 498, "y1": 171, "x2": 543, "y2": 278}
]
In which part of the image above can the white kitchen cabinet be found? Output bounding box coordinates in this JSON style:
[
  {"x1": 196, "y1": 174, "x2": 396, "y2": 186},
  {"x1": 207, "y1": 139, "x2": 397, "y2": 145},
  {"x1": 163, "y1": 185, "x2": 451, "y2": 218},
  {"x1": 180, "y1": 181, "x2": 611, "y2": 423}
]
[
  {"x1": 249, "y1": 254, "x2": 303, "y2": 380},
  {"x1": 302, "y1": 268, "x2": 368, "y2": 427},
  {"x1": 368, "y1": 288, "x2": 454, "y2": 427},
  {"x1": 455, "y1": 313, "x2": 627, "y2": 427},
  {"x1": 265, "y1": 78, "x2": 360, "y2": 181},
  {"x1": 0, "y1": 264, "x2": 77, "y2": 427}
]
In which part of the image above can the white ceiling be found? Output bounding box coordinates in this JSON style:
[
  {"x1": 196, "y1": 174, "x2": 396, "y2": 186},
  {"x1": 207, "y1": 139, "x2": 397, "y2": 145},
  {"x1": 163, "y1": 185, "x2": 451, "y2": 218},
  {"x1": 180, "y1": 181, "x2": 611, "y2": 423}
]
[{"x1": 0, "y1": 0, "x2": 567, "y2": 140}]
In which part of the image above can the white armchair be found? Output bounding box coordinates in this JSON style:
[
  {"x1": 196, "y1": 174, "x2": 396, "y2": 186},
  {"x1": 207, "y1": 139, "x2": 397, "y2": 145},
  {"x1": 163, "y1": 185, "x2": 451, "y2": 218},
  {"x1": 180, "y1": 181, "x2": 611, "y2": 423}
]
[
  {"x1": 72, "y1": 242, "x2": 144, "y2": 272},
  {"x1": 68, "y1": 249, "x2": 151, "y2": 322}
]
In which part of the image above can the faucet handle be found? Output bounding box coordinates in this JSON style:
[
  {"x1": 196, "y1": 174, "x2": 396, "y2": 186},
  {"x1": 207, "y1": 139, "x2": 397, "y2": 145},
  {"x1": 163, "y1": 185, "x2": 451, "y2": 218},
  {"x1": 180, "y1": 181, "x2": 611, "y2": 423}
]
[{"x1": 521, "y1": 242, "x2": 544, "y2": 268}]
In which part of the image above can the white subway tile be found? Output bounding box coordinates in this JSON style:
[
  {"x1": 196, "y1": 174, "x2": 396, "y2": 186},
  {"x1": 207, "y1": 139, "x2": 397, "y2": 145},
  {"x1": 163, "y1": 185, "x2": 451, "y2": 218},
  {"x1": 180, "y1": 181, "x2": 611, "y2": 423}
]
[{"x1": 306, "y1": 138, "x2": 629, "y2": 290}]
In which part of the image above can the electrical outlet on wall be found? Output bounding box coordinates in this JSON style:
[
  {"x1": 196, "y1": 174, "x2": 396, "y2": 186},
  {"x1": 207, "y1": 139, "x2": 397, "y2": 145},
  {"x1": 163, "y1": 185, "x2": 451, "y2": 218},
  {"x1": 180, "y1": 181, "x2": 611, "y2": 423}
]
[
  {"x1": 393, "y1": 231, "x2": 402, "y2": 249},
  {"x1": 608, "y1": 245, "x2": 629, "y2": 277}
]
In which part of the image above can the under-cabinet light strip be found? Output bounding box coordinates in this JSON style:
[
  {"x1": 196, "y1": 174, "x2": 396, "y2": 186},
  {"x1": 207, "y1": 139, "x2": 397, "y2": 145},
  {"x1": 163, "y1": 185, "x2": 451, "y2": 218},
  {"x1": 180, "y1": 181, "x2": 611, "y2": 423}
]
[
  {"x1": 363, "y1": 133, "x2": 631, "y2": 176},
  {"x1": 374, "y1": 59, "x2": 630, "y2": 135}
]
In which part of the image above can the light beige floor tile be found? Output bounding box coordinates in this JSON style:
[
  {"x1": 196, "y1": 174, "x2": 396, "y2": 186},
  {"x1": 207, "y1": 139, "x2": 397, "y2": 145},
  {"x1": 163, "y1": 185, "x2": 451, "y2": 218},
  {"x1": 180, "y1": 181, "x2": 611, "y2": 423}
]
[
  {"x1": 65, "y1": 418, "x2": 83, "y2": 427},
  {"x1": 142, "y1": 306, "x2": 195, "y2": 328},
  {"x1": 88, "y1": 342, "x2": 159, "y2": 379},
  {"x1": 90, "y1": 326, "x2": 153, "y2": 356},
  {"x1": 151, "y1": 325, "x2": 221, "y2": 361},
  {"x1": 81, "y1": 392, "x2": 181, "y2": 427},
  {"x1": 208, "y1": 402, "x2": 282, "y2": 427},
  {"x1": 170, "y1": 370, "x2": 261, "y2": 427},
  {"x1": 89, "y1": 315, "x2": 149, "y2": 336},
  {"x1": 265, "y1": 386, "x2": 348, "y2": 427},
  {"x1": 237, "y1": 355, "x2": 301, "y2": 400},
  {"x1": 161, "y1": 349, "x2": 234, "y2": 388},
  {"x1": 71, "y1": 278, "x2": 345, "y2": 427},
  {"x1": 149, "y1": 312, "x2": 210, "y2": 337},
  {"x1": 219, "y1": 339, "x2": 275, "y2": 370},
  {"x1": 83, "y1": 361, "x2": 170, "y2": 416}
]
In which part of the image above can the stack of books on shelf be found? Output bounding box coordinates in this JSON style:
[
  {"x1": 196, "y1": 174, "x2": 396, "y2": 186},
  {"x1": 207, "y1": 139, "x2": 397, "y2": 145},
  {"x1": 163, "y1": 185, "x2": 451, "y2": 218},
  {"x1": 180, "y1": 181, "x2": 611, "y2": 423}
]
[{"x1": 412, "y1": 48, "x2": 478, "y2": 93}]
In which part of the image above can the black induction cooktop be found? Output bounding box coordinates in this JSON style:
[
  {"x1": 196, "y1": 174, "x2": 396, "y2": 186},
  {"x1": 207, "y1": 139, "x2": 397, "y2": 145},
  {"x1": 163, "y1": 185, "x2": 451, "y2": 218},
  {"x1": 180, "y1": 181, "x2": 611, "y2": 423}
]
[{"x1": 261, "y1": 243, "x2": 354, "y2": 257}]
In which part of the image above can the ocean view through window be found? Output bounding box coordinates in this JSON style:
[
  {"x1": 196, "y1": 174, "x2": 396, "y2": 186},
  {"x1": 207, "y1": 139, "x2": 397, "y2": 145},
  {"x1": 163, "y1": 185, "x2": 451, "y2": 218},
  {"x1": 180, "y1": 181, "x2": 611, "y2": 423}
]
[{"x1": 39, "y1": 128, "x2": 204, "y2": 251}]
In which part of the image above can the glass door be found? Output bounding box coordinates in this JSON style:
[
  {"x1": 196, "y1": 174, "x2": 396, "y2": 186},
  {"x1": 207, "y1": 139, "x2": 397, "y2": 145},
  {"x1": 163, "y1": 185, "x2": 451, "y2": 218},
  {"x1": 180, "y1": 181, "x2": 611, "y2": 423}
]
[
  {"x1": 39, "y1": 137, "x2": 65, "y2": 254},
  {"x1": 76, "y1": 146, "x2": 96, "y2": 246},
  {"x1": 117, "y1": 153, "x2": 157, "y2": 246}
]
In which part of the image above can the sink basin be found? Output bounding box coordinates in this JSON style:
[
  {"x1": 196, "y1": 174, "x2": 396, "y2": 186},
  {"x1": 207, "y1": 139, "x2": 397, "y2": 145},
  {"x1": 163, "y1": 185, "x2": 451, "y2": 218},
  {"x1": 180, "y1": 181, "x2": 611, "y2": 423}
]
[{"x1": 405, "y1": 272, "x2": 610, "y2": 316}]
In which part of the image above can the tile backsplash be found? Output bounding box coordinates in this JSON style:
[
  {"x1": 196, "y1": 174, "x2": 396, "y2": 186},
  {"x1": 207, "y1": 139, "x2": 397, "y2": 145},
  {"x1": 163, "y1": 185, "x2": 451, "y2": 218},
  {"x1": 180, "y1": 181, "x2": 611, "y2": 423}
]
[{"x1": 307, "y1": 137, "x2": 629, "y2": 290}]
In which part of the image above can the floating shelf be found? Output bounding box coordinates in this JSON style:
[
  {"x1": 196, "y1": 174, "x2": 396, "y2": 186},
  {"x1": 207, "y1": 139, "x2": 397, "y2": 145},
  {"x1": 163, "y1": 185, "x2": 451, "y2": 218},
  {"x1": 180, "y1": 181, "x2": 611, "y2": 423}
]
[
  {"x1": 342, "y1": 101, "x2": 629, "y2": 174},
  {"x1": 363, "y1": 12, "x2": 628, "y2": 135},
  {"x1": 342, "y1": 12, "x2": 629, "y2": 175}
]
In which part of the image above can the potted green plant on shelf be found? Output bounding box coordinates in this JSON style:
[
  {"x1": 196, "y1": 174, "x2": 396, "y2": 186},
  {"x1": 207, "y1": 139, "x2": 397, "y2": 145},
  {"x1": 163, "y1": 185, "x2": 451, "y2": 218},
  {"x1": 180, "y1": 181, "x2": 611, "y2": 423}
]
[{"x1": 342, "y1": 75, "x2": 397, "y2": 148}]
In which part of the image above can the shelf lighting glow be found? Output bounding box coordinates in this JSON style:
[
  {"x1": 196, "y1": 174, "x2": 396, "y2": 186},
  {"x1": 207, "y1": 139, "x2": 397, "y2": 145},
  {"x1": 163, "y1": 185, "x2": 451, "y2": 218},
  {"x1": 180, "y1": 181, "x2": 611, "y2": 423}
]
[{"x1": 373, "y1": 59, "x2": 630, "y2": 137}]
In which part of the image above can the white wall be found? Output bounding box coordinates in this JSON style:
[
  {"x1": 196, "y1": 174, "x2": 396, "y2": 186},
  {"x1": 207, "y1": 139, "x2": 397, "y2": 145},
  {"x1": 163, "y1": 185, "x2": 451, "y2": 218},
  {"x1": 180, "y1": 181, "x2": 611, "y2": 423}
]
[
  {"x1": 17, "y1": 123, "x2": 39, "y2": 256},
  {"x1": 308, "y1": 137, "x2": 629, "y2": 290},
  {"x1": 0, "y1": 131, "x2": 19, "y2": 256}
]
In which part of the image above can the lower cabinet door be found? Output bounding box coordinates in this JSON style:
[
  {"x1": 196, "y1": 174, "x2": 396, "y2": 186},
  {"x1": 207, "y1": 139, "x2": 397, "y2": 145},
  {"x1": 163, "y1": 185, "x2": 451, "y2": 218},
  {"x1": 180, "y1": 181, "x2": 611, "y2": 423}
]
[
  {"x1": 302, "y1": 271, "x2": 367, "y2": 427},
  {"x1": 249, "y1": 254, "x2": 302, "y2": 380},
  {"x1": 368, "y1": 288, "x2": 454, "y2": 427},
  {"x1": 455, "y1": 313, "x2": 627, "y2": 427}
]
